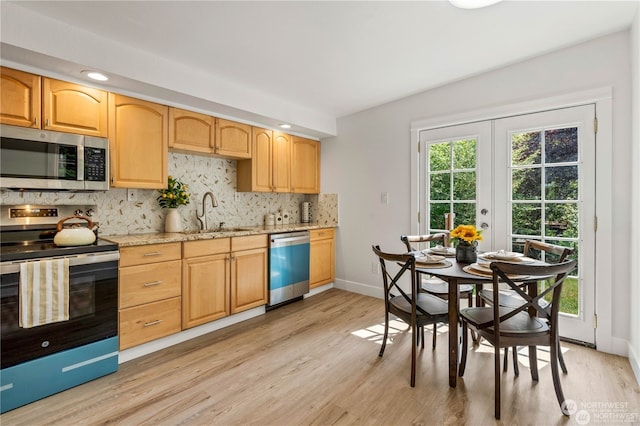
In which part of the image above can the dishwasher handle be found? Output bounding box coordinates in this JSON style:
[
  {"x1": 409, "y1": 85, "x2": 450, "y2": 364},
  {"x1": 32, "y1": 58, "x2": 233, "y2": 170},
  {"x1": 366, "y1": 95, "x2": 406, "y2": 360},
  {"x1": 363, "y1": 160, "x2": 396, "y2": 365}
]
[{"x1": 270, "y1": 231, "x2": 310, "y2": 247}]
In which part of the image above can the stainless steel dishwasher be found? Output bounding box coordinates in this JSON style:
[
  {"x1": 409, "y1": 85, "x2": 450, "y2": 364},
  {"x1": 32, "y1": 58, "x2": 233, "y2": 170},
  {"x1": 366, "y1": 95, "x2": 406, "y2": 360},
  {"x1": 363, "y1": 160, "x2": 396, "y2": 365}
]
[{"x1": 268, "y1": 231, "x2": 310, "y2": 309}]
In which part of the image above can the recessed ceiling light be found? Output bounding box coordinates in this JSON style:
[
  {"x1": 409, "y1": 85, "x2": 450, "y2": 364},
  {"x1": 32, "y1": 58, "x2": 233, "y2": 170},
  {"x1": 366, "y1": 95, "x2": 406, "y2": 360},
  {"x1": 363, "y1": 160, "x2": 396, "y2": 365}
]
[
  {"x1": 449, "y1": 0, "x2": 502, "y2": 9},
  {"x1": 81, "y1": 70, "x2": 108, "y2": 81},
  {"x1": 279, "y1": 124, "x2": 291, "y2": 129}
]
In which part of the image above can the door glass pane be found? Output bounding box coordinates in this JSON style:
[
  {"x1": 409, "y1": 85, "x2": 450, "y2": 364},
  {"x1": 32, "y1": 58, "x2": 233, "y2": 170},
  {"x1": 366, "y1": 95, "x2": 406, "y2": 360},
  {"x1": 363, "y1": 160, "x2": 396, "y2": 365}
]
[
  {"x1": 430, "y1": 172, "x2": 450, "y2": 200},
  {"x1": 510, "y1": 126, "x2": 581, "y2": 318},
  {"x1": 512, "y1": 203, "x2": 541, "y2": 235},
  {"x1": 427, "y1": 139, "x2": 477, "y2": 233},
  {"x1": 545, "y1": 127, "x2": 578, "y2": 163},
  {"x1": 512, "y1": 131, "x2": 541, "y2": 165},
  {"x1": 512, "y1": 168, "x2": 541, "y2": 200},
  {"x1": 453, "y1": 171, "x2": 475, "y2": 199},
  {"x1": 546, "y1": 166, "x2": 578, "y2": 200}
]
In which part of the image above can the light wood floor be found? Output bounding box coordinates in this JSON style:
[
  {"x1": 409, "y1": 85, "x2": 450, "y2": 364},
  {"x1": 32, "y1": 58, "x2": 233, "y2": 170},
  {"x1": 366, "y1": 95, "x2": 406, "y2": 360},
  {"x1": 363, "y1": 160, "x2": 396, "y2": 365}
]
[{"x1": 2, "y1": 288, "x2": 639, "y2": 425}]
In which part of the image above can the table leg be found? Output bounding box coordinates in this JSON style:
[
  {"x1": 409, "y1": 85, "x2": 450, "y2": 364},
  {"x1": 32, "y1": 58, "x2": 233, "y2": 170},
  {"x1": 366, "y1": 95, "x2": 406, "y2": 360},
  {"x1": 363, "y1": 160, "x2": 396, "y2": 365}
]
[{"x1": 448, "y1": 277, "x2": 460, "y2": 387}]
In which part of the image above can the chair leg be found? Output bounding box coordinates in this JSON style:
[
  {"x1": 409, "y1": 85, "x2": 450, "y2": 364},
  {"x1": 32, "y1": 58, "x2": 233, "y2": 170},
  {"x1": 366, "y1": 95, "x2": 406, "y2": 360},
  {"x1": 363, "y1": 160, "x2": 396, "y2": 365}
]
[
  {"x1": 379, "y1": 310, "x2": 389, "y2": 357},
  {"x1": 432, "y1": 323, "x2": 437, "y2": 349},
  {"x1": 512, "y1": 346, "x2": 520, "y2": 377},
  {"x1": 421, "y1": 326, "x2": 425, "y2": 349},
  {"x1": 467, "y1": 292, "x2": 479, "y2": 343},
  {"x1": 550, "y1": 334, "x2": 569, "y2": 416},
  {"x1": 411, "y1": 323, "x2": 417, "y2": 387},
  {"x1": 529, "y1": 345, "x2": 539, "y2": 382},
  {"x1": 558, "y1": 342, "x2": 568, "y2": 374},
  {"x1": 459, "y1": 322, "x2": 468, "y2": 376},
  {"x1": 503, "y1": 347, "x2": 509, "y2": 372},
  {"x1": 494, "y1": 344, "x2": 501, "y2": 419}
]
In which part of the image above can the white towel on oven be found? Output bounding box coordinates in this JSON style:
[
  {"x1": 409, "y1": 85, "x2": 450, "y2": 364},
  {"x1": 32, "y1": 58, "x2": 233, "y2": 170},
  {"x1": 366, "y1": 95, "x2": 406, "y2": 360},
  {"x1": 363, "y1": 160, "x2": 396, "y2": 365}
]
[{"x1": 19, "y1": 258, "x2": 70, "y2": 328}]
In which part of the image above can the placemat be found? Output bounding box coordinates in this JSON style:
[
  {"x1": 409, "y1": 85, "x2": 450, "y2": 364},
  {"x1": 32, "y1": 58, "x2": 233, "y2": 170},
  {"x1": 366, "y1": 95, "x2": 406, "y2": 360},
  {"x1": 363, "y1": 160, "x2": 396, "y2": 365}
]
[
  {"x1": 462, "y1": 265, "x2": 528, "y2": 280},
  {"x1": 416, "y1": 260, "x2": 452, "y2": 269}
]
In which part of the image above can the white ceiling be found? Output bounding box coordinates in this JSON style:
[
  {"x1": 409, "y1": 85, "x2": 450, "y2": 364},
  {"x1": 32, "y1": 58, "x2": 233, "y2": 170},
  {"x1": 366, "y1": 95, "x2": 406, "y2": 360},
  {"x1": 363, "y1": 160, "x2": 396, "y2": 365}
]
[{"x1": 1, "y1": 1, "x2": 638, "y2": 137}]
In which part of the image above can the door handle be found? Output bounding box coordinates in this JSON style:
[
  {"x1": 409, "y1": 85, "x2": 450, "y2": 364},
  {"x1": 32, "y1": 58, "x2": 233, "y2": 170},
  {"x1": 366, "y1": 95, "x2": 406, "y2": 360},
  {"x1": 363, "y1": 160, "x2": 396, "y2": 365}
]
[{"x1": 480, "y1": 222, "x2": 489, "y2": 230}]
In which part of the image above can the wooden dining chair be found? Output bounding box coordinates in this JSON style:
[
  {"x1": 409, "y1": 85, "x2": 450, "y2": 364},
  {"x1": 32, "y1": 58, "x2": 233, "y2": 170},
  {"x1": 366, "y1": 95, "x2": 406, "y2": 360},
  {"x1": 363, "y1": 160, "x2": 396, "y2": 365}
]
[
  {"x1": 372, "y1": 245, "x2": 449, "y2": 387},
  {"x1": 479, "y1": 240, "x2": 574, "y2": 375},
  {"x1": 401, "y1": 233, "x2": 475, "y2": 348},
  {"x1": 458, "y1": 259, "x2": 577, "y2": 419}
]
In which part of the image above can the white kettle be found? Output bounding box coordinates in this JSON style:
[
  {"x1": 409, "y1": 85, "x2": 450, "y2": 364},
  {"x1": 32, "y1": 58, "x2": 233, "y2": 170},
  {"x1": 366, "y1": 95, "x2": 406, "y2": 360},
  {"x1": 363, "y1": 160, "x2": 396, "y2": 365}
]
[{"x1": 54, "y1": 216, "x2": 97, "y2": 246}]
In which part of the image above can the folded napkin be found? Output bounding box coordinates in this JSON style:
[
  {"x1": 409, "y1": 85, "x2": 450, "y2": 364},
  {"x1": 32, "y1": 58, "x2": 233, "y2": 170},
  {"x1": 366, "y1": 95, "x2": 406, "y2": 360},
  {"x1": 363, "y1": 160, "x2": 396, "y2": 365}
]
[
  {"x1": 415, "y1": 254, "x2": 445, "y2": 264},
  {"x1": 19, "y1": 258, "x2": 70, "y2": 328}
]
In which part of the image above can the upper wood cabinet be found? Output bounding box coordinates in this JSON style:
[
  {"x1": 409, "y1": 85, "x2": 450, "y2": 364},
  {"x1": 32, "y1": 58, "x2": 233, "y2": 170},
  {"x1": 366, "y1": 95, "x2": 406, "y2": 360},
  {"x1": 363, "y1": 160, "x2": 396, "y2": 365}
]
[
  {"x1": 291, "y1": 136, "x2": 320, "y2": 194},
  {"x1": 168, "y1": 107, "x2": 216, "y2": 154},
  {"x1": 216, "y1": 118, "x2": 251, "y2": 159},
  {"x1": 108, "y1": 93, "x2": 168, "y2": 189},
  {"x1": 1, "y1": 68, "x2": 108, "y2": 137},
  {"x1": 0, "y1": 67, "x2": 41, "y2": 128},
  {"x1": 42, "y1": 78, "x2": 108, "y2": 137},
  {"x1": 237, "y1": 128, "x2": 291, "y2": 193}
]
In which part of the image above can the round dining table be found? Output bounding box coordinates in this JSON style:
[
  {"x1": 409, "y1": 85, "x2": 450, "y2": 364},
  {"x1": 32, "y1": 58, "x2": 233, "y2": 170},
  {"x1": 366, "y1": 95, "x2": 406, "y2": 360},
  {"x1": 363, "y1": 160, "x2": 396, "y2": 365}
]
[{"x1": 416, "y1": 255, "x2": 547, "y2": 388}]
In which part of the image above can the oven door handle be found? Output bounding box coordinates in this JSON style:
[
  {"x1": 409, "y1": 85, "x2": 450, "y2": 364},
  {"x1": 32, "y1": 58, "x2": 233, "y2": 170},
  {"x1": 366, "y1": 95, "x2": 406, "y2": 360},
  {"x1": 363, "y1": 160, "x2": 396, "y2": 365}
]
[{"x1": 1, "y1": 251, "x2": 120, "y2": 275}]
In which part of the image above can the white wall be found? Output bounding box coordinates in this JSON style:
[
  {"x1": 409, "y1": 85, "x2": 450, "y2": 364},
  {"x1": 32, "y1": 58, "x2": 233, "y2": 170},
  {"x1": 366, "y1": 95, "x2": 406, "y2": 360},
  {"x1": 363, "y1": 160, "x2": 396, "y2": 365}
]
[
  {"x1": 629, "y1": 9, "x2": 640, "y2": 383},
  {"x1": 322, "y1": 31, "x2": 634, "y2": 358}
]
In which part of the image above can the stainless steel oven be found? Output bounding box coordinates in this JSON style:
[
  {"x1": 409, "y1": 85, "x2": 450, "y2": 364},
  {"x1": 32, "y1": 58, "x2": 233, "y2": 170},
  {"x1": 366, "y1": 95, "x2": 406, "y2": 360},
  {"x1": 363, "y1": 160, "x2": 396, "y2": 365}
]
[{"x1": 0, "y1": 205, "x2": 119, "y2": 413}]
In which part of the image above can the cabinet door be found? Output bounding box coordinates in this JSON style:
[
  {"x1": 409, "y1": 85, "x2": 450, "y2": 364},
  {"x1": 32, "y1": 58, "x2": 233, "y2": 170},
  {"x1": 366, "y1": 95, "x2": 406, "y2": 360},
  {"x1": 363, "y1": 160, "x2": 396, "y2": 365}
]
[
  {"x1": 168, "y1": 107, "x2": 215, "y2": 154},
  {"x1": 215, "y1": 118, "x2": 251, "y2": 159},
  {"x1": 248, "y1": 127, "x2": 273, "y2": 192},
  {"x1": 231, "y1": 247, "x2": 267, "y2": 314},
  {"x1": 109, "y1": 93, "x2": 168, "y2": 189},
  {"x1": 291, "y1": 136, "x2": 320, "y2": 194},
  {"x1": 42, "y1": 78, "x2": 108, "y2": 137},
  {"x1": 272, "y1": 131, "x2": 291, "y2": 193},
  {"x1": 310, "y1": 231, "x2": 335, "y2": 288},
  {"x1": 0, "y1": 67, "x2": 41, "y2": 128},
  {"x1": 182, "y1": 254, "x2": 230, "y2": 329}
]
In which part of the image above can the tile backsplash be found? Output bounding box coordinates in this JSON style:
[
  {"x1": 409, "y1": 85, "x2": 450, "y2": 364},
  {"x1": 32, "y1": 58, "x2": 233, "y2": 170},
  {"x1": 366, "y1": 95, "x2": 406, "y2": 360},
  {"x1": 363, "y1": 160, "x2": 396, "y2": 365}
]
[{"x1": 0, "y1": 152, "x2": 338, "y2": 236}]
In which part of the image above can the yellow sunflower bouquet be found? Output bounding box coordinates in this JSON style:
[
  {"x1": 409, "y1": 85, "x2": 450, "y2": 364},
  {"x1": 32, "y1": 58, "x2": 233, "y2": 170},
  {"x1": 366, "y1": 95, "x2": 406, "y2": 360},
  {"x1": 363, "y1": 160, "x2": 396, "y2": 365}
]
[{"x1": 450, "y1": 224, "x2": 483, "y2": 246}]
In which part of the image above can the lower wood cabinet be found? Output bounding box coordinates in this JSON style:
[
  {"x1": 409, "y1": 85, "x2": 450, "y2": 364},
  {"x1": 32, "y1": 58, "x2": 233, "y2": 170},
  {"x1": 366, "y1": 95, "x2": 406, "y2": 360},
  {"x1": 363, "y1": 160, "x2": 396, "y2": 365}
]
[
  {"x1": 182, "y1": 238, "x2": 231, "y2": 329},
  {"x1": 230, "y1": 235, "x2": 268, "y2": 314},
  {"x1": 310, "y1": 228, "x2": 335, "y2": 288},
  {"x1": 182, "y1": 235, "x2": 267, "y2": 329},
  {"x1": 119, "y1": 298, "x2": 182, "y2": 350},
  {"x1": 118, "y1": 243, "x2": 182, "y2": 350}
]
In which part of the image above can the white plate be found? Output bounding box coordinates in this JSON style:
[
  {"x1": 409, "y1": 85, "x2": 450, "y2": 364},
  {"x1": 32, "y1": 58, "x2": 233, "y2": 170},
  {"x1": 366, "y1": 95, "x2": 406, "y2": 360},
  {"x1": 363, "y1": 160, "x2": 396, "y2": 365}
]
[
  {"x1": 468, "y1": 262, "x2": 492, "y2": 274},
  {"x1": 481, "y1": 251, "x2": 524, "y2": 261},
  {"x1": 426, "y1": 247, "x2": 456, "y2": 256}
]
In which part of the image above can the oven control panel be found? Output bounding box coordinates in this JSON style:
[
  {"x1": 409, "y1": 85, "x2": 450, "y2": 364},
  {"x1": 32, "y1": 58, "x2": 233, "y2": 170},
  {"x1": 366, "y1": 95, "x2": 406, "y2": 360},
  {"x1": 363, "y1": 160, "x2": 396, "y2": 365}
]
[{"x1": 10, "y1": 207, "x2": 59, "y2": 218}]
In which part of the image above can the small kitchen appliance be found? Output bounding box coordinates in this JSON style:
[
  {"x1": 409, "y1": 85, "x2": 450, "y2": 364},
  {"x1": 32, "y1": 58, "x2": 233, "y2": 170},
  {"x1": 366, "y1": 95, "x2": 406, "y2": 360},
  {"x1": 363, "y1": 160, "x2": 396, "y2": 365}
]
[{"x1": 301, "y1": 202, "x2": 311, "y2": 223}]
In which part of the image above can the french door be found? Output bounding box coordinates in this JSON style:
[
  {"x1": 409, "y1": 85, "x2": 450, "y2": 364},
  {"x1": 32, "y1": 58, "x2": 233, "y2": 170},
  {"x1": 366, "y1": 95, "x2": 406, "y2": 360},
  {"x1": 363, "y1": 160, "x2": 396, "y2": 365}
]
[{"x1": 419, "y1": 104, "x2": 596, "y2": 345}]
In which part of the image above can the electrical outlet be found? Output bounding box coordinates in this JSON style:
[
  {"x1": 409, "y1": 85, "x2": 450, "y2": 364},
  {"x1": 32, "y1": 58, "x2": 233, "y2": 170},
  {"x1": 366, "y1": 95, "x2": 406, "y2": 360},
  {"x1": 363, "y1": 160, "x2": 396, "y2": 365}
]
[
  {"x1": 127, "y1": 189, "x2": 137, "y2": 202},
  {"x1": 381, "y1": 192, "x2": 390, "y2": 205}
]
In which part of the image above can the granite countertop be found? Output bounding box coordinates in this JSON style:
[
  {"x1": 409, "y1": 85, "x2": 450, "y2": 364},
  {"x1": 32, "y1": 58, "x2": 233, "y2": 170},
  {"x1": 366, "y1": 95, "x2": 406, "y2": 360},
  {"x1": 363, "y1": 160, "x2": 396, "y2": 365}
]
[{"x1": 101, "y1": 223, "x2": 334, "y2": 247}]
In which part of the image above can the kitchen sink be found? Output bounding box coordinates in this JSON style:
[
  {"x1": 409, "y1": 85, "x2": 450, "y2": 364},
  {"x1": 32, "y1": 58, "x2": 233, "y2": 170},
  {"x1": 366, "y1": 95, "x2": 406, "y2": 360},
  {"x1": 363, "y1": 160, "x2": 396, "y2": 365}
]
[{"x1": 182, "y1": 228, "x2": 252, "y2": 234}]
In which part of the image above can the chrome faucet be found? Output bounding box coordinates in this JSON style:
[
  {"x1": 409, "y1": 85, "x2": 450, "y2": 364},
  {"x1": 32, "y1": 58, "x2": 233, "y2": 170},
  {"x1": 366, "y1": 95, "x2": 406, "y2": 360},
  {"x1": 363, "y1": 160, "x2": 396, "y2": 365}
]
[{"x1": 196, "y1": 192, "x2": 218, "y2": 230}]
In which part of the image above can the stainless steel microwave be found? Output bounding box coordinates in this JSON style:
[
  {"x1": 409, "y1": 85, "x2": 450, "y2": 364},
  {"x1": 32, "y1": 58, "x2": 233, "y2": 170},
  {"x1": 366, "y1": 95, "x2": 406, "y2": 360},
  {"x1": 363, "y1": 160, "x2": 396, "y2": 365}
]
[{"x1": 0, "y1": 124, "x2": 109, "y2": 191}]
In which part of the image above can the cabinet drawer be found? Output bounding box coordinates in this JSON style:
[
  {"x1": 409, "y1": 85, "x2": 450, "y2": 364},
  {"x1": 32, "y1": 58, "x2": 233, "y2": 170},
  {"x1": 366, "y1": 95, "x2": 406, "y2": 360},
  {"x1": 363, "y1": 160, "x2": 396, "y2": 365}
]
[
  {"x1": 119, "y1": 297, "x2": 182, "y2": 350},
  {"x1": 231, "y1": 234, "x2": 268, "y2": 252},
  {"x1": 119, "y1": 243, "x2": 181, "y2": 267},
  {"x1": 183, "y1": 238, "x2": 230, "y2": 258},
  {"x1": 310, "y1": 228, "x2": 335, "y2": 241},
  {"x1": 119, "y1": 260, "x2": 182, "y2": 309}
]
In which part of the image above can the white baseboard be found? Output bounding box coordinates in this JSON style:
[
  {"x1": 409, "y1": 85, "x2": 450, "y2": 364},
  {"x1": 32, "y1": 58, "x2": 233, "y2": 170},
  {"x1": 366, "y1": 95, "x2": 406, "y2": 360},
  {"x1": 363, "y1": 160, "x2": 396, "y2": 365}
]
[
  {"x1": 118, "y1": 306, "x2": 265, "y2": 364},
  {"x1": 334, "y1": 278, "x2": 382, "y2": 299},
  {"x1": 628, "y1": 342, "x2": 640, "y2": 386}
]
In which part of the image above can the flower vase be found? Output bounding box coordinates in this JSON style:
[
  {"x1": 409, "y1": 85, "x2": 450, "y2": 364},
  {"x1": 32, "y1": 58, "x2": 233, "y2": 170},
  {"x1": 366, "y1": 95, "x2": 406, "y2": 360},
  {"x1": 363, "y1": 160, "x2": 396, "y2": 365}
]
[
  {"x1": 455, "y1": 241, "x2": 477, "y2": 263},
  {"x1": 165, "y1": 208, "x2": 182, "y2": 233}
]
